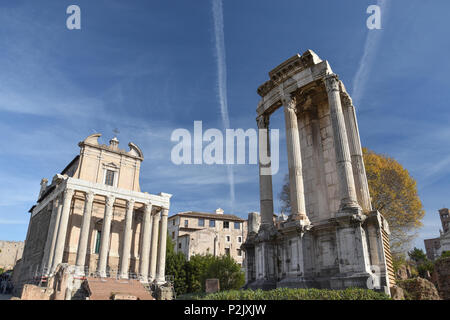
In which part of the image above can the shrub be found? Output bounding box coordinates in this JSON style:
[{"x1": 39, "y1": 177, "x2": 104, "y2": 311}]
[{"x1": 190, "y1": 288, "x2": 390, "y2": 300}]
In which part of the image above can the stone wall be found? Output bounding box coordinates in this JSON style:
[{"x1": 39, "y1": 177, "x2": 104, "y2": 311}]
[
  {"x1": 0, "y1": 241, "x2": 24, "y2": 270},
  {"x1": 433, "y1": 257, "x2": 450, "y2": 300}
]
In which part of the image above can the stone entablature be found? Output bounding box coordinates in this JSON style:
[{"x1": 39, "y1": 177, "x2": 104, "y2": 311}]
[
  {"x1": 14, "y1": 134, "x2": 172, "y2": 298},
  {"x1": 244, "y1": 50, "x2": 393, "y2": 294}
]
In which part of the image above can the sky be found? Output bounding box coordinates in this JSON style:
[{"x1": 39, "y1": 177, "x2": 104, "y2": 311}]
[{"x1": 0, "y1": 0, "x2": 449, "y2": 252}]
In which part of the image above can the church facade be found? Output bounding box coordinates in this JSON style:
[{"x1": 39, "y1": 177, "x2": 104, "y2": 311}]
[{"x1": 13, "y1": 134, "x2": 172, "y2": 296}]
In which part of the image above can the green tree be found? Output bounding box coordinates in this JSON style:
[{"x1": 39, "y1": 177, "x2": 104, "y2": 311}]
[
  {"x1": 408, "y1": 247, "x2": 433, "y2": 277},
  {"x1": 186, "y1": 254, "x2": 216, "y2": 293},
  {"x1": 165, "y1": 236, "x2": 188, "y2": 295},
  {"x1": 204, "y1": 255, "x2": 245, "y2": 291},
  {"x1": 408, "y1": 247, "x2": 427, "y2": 264}
]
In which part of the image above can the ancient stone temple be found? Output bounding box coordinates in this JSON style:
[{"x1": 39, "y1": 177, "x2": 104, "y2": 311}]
[
  {"x1": 243, "y1": 50, "x2": 394, "y2": 294},
  {"x1": 13, "y1": 134, "x2": 172, "y2": 298}
]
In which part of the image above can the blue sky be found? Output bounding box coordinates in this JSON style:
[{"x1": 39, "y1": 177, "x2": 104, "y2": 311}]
[{"x1": 0, "y1": 0, "x2": 449, "y2": 252}]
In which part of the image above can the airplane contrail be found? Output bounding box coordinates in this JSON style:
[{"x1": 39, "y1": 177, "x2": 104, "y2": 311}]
[
  {"x1": 352, "y1": 0, "x2": 389, "y2": 108},
  {"x1": 212, "y1": 0, "x2": 235, "y2": 212}
]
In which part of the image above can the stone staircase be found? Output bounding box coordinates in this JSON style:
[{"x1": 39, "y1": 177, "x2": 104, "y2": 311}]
[{"x1": 84, "y1": 277, "x2": 154, "y2": 300}]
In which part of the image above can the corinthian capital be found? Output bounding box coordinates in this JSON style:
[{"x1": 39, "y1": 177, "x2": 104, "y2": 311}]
[
  {"x1": 281, "y1": 94, "x2": 297, "y2": 112},
  {"x1": 340, "y1": 91, "x2": 353, "y2": 108},
  {"x1": 256, "y1": 114, "x2": 269, "y2": 129},
  {"x1": 323, "y1": 74, "x2": 340, "y2": 93},
  {"x1": 85, "y1": 191, "x2": 95, "y2": 203},
  {"x1": 105, "y1": 196, "x2": 115, "y2": 209},
  {"x1": 126, "y1": 199, "x2": 135, "y2": 211}
]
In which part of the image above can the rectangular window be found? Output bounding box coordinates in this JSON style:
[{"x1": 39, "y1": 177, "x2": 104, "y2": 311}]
[
  {"x1": 105, "y1": 170, "x2": 115, "y2": 186},
  {"x1": 237, "y1": 236, "x2": 242, "y2": 243},
  {"x1": 225, "y1": 248, "x2": 230, "y2": 256},
  {"x1": 234, "y1": 222, "x2": 240, "y2": 229},
  {"x1": 184, "y1": 219, "x2": 188, "y2": 227},
  {"x1": 178, "y1": 243, "x2": 182, "y2": 249},
  {"x1": 237, "y1": 249, "x2": 242, "y2": 256},
  {"x1": 223, "y1": 221, "x2": 229, "y2": 229},
  {"x1": 95, "y1": 230, "x2": 102, "y2": 254},
  {"x1": 198, "y1": 218, "x2": 205, "y2": 227},
  {"x1": 209, "y1": 220, "x2": 215, "y2": 227},
  {"x1": 172, "y1": 232, "x2": 175, "y2": 239},
  {"x1": 226, "y1": 235, "x2": 230, "y2": 242},
  {"x1": 173, "y1": 219, "x2": 175, "y2": 226}
]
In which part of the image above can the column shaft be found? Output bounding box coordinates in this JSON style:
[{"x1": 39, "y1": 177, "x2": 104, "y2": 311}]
[
  {"x1": 41, "y1": 195, "x2": 61, "y2": 275},
  {"x1": 283, "y1": 96, "x2": 309, "y2": 222},
  {"x1": 75, "y1": 192, "x2": 95, "y2": 272},
  {"x1": 257, "y1": 115, "x2": 275, "y2": 228},
  {"x1": 324, "y1": 75, "x2": 360, "y2": 212},
  {"x1": 156, "y1": 208, "x2": 169, "y2": 283},
  {"x1": 139, "y1": 203, "x2": 153, "y2": 281},
  {"x1": 342, "y1": 92, "x2": 372, "y2": 212},
  {"x1": 97, "y1": 196, "x2": 115, "y2": 277},
  {"x1": 51, "y1": 188, "x2": 74, "y2": 273},
  {"x1": 149, "y1": 211, "x2": 160, "y2": 281},
  {"x1": 119, "y1": 199, "x2": 135, "y2": 278}
]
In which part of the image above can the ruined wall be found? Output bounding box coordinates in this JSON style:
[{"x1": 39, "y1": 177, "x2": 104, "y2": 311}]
[
  {"x1": 0, "y1": 241, "x2": 24, "y2": 270},
  {"x1": 433, "y1": 257, "x2": 450, "y2": 300}
]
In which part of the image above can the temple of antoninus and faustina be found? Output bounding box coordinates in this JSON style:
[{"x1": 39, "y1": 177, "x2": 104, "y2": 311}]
[
  {"x1": 243, "y1": 50, "x2": 395, "y2": 295},
  {"x1": 13, "y1": 133, "x2": 172, "y2": 298}
]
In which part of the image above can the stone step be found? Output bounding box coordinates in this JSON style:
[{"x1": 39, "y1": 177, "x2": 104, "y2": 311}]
[{"x1": 85, "y1": 277, "x2": 154, "y2": 300}]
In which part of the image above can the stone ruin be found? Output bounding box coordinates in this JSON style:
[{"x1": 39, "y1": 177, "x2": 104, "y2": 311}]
[{"x1": 243, "y1": 50, "x2": 394, "y2": 295}]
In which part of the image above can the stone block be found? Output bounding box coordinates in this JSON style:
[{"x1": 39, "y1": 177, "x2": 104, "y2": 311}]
[{"x1": 205, "y1": 278, "x2": 220, "y2": 294}]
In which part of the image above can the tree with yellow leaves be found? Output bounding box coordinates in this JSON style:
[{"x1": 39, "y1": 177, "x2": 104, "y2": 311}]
[
  {"x1": 279, "y1": 148, "x2": 425, "y2": 254},
  {"x1": 362, "y1": 147, "x2": 424, "y2": 253}
]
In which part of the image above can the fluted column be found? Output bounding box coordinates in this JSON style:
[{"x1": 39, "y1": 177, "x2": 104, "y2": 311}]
[
  {"x1": 97, "y1": 195, "x2": 115, "y2": 277},
  {"x1": 324, "y1": 75, "x2": 360, "y2": 212},
  {"x1": 41, "y1": 195, "x2": 61, "y2": 275},
  {"x1": 75, "y1": 192, "x2": 95, "y2": 273},
  {"x1": 341, "y1": 92, "x2": 372, "y2": 212},
  {"x1": 282, "y1": 95, "x2": 309, "y2": 223},
  {"x1": 257, "y1": 114, "x2": 275, "y2": 228},
  {"x1": 119, "y1": 199, "x2": 135, "y2": 279},
  {"x1": 139, "y1": 202, "x2": 153, "y2": 282},
  {"x1": 156, "y1": 208, "x2": 169, "y2": 284},
  {"x1": 149, "y1": 211, "x2": 161, "y2": 281},
  {"x1": 51, "y1": 188, "x2": 74, "y2": 273}
]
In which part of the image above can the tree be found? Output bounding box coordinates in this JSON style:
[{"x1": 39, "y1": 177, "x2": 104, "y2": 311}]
[
  {"x1": 408, "y1": 247, "x2": 433, "y2": 277},
  {"x1": 279, "y1": 147, "x2": 425, "y2": 254},
  {"x1": 204, "y1": 255, "x2": 245, "y2": 291},
  {"x1": 185, "y1": 254, "x2": 216, "y2": 293},
  {"x1": 363, "y1": 148, "x2": 425, "y2": 253},
  {"x1": 408, "y1": 247, "x2": 427, "y2": 264},
  {"x1": 165, "y1": 236, "x2": 188, "y2": 295}
]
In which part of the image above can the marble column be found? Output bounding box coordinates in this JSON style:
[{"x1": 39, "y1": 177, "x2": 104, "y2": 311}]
[
  {"x1": 324, "y1": 75, "x2": 360, "y2": 212},
  {"x1": 257, "y1": 114, "x2": 275, "y2": 228},
  {"x1": 156, "y1": 208, "x2": 169, "y2": 284},
  {"x1": 51, "y1": 188, "x2": 74, "y2": 273},
  {"x1": 149, "y1": 211, "x2": 161, "y2": 281},
  {"x1": 41, "y1": 195, "x2": 61, "y2": 275},
  {"x1": 282, "y1": 95, "x2": 309, "y2": 222},
  {"x1": 139, "y1": 202, "x2": 153, "y2": 282},
  {"x1": 75, "y1": 192, "x2": 95, "y2": 273},
  {"x1": 97, "y1": 195, "x2": 115, "y2": 277},
  {"x1": 341, "y1": 92, "x2": 372, "y2": 212},
  {"x1": 119, "y1": 199, "x2": 135, "y2": 279}
]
